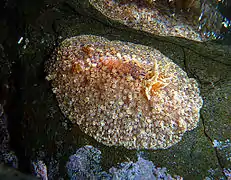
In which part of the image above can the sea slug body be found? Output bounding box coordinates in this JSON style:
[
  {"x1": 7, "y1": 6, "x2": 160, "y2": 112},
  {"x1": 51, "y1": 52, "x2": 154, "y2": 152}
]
[{"x1": 45, "y1": 35, "x2": 203, "y2": 149}]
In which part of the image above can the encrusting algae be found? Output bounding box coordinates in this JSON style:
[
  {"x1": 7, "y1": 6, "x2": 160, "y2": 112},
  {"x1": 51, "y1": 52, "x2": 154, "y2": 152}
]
[{"x1": 45, "y1": 35, "x2": 203, "y2": 149}]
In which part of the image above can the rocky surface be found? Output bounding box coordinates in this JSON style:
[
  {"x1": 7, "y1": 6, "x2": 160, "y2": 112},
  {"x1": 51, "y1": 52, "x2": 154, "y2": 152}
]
[
  {"x1": 0, "y1": 0, "x2": 230, "y2": 179},
  {"x1": 66, "y1": 145, "x2": 183, "y2": 179}
]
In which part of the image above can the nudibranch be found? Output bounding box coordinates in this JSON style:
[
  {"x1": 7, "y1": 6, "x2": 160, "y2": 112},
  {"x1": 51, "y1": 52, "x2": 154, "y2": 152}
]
[
  {"x1": 89, "y1": 0, "x2": 228, "y2": 41},
  {"x1": 45, "y1": 35, "x2": 203, "y2": 149}
]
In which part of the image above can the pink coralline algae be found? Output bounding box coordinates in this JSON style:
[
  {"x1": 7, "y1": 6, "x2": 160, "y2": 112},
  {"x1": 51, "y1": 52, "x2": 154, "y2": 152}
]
[
  {"x1": 66, "y1": 145, "x2": 183, "y2": 179},
  {"x1": 45, "y1": 35, "x2": 203, "y2": 149}
]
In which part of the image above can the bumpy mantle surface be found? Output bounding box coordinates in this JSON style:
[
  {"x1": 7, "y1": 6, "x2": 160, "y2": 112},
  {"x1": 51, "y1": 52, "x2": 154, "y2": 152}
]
[
  {"x1": 45, "y1": 35, "x2": 203, "y2": 149},
  {"x1": 89, "y1": 0, "x2": 227, "y2": 41}
]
